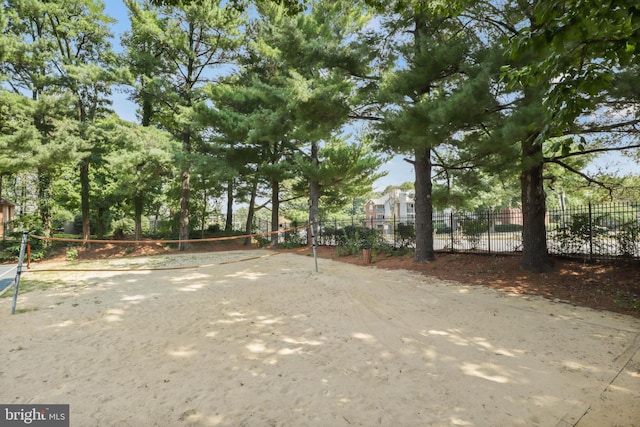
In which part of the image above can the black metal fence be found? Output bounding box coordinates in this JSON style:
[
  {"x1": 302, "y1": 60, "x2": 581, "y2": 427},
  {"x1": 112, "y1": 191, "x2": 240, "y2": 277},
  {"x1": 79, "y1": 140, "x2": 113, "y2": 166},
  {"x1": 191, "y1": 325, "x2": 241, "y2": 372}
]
[{"x1": 309, "y1": 202, "x2": 640, "y2": 261}]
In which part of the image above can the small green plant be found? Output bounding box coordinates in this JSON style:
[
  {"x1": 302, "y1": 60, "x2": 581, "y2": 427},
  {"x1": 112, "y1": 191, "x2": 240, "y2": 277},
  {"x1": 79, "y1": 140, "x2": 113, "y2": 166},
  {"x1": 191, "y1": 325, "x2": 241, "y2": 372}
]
[
  {"x1": 66, "y1": 248, "x2": 79, "y2": 261},
  {"x1": 614, "y1": 291, "x2": 640, "y2": 311},
  {"x1": 255, "y1": 235, "x2": 271, "y2": 248}
]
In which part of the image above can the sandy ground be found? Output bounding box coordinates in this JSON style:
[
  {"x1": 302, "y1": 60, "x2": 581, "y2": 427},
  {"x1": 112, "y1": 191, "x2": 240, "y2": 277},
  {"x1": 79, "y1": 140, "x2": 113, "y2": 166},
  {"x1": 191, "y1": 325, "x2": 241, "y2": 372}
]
[{"x1": 1, "y1": 250, "x2": 639, "y2": 427}]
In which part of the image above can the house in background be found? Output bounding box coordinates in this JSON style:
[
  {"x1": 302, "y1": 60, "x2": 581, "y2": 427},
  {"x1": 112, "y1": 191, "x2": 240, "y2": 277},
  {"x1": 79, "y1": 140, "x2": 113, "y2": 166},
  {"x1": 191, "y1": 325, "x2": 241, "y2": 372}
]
[
  {"x1": 0, "y1": 198, "x2": 16, "y2": 238},
  {"x1": 365, "y1": 189, "x2": 415, "y2": 233}
]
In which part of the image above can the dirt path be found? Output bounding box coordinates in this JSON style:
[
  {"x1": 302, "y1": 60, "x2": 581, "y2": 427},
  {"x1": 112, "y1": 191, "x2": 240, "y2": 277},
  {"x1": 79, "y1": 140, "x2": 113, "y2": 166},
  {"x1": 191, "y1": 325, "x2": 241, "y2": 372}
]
[{"x1": 1, "y1": 251, "x2": 638, "y2": 426}]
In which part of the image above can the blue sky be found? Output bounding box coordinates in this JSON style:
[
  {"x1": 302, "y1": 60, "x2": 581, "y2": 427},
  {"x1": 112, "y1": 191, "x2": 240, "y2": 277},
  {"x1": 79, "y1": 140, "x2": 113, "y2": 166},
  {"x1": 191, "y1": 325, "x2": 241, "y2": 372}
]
[{"x1": 103, "y1": 1, "x2": 635, "y2": 194}]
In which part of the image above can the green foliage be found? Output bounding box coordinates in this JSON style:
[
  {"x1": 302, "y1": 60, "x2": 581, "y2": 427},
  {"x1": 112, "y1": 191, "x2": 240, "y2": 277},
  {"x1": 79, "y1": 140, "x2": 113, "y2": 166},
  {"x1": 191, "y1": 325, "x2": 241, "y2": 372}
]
[
  {"x1": 279, "y1": 228, "x2": 307, "y2": 249},
  {"x1": 110, "y1": 217, "x2": 151, "y2": 238},
  {"x1": 616, "y1": 225, "x2": 639, "y2": 258},
  {"x1": 434, "y1": 221, "x2": 451, "y2": 234},
  {"x1": 255, "y1": 235, "x2": 271, "y2": 248},
  {"x1": 494, "y1": 224, "x2": 523, "y2": 233},
  {"x1": 65, "y1": 248, "x2": 79, "y2": 261},
  {"x1": 396, "y1": 222, "x2": 415, "y2": 248},
  {"x1": 553, "y1": 213, "x2": 609, "y2": 255},
  {"x1": 111, "y1": 218, "x2": 136, "y2": 238},
  {"x1": 334, "y1": 225, "x2": 388, "y2": 256},
  {"x1": 614, "y1": 290, "x2": 640, "y2": 312},
  {"x1": 460, "y1": 216, "x2": 488, "y2": 249}
]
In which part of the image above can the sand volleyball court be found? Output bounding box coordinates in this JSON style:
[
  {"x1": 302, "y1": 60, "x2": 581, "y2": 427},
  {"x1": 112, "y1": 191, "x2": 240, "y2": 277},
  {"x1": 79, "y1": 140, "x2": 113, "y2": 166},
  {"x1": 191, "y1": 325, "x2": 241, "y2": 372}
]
[{"x1": 1, "y1": 250, "x2": 639, "y2": 426}]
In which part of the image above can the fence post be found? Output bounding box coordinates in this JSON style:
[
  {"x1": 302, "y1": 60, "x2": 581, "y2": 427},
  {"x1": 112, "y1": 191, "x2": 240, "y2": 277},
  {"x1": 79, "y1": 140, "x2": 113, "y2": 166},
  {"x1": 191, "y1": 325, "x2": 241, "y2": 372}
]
[
  {"x1": 393, "y1": 214, "x2": 397, "y2": 248},
  {"x1": 450, "y1": 211, "x2": 454, "y2": 253},
  {"x1": 588, "y1": 202, "x2": 593, "y2": 259},
  {"x1": 487, "y1": 210, "x2": 491, "y2": 254}
]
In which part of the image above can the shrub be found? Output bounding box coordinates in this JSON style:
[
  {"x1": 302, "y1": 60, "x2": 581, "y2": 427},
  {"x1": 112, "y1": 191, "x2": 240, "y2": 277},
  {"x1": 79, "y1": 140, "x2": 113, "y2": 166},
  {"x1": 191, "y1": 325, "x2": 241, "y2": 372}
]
[
  {"x1": 66, "y1": 248, "x2": 79, "y2": 261},
  {"x1": 554, "y1": 213, "x2": 609, "y2": 255},
  {"x1": 335, "y1": 225, "x2": 389, "y2": 257},
  {"x1": 111, "y1": 218, "x2": 136, "y2": 238},
  {"x1": 460, "y1": 216, "x2": 488, "y2": 249},
  {"x1": 396, "y1": 223, "x2": 415, "y2": 248},
  {"x1": 434, "y1": 221, "x2": 451, "y2": 234},
  {"x1": 494, "y1": 224, "x2": 523, "y2": 233},
  {"x1": 616, "y1": 225, "x2": 639, "y2": 258}
]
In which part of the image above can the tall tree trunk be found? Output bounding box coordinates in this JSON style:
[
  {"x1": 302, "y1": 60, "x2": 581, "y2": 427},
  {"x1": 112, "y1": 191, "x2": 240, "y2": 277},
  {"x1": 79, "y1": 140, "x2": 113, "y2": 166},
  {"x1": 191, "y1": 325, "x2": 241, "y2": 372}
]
[
  {"x1": 200, "y1": 186, "x2": 207, "y2": 238},
  {"x1": 179, "y1": 167, "x2": 190, "y2": 249},
  {"x1": 414, "y1": 147, "x2": 435, "y2": 263},
  {"x1": 79, "y1": 160, "x2": 91, "y2": 242},
  {"x1": 244, "y1": 180, "x2": 257, "y2": 246},
  {"x1": 137, "y1": 95, "x2": 153, "y2": 242},
  {"x1": 96, "y1": 206, "x2": 106, "y2": 239},
  {"x1": 179, "y1": 131, "x2": 191, "y2": 250},
  {"x1": 270, "y1": 178, "x2": 279, "y2": 246},
  {"x1": 225, "y1": 178, "x2": 234, "y2": 232},
  {"x1": 520, "y1": 133, "x2": 552, "y2": 272},
  {"x1": 37, "y1": 169, "x2": 52, "y2": 240},
  {"x1": 134, "y1": 191, "x2": 143, "y2": 241},
  {"x1": 309, "y1": 142, "x2": 320, "y2": 246}
]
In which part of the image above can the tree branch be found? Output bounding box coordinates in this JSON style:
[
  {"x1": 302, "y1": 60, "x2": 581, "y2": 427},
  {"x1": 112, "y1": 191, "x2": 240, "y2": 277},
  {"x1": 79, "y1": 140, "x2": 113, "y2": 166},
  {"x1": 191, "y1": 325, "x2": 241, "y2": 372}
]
[
  {"x1": 546, "y1": 158, "x2": 614, "y2": 195},
  {"x1": 348, "y1": 113, "x2": 382, "y2": 121},
  {"x1": 546, "y1": 143, "x2": 640, "y2": 161}
]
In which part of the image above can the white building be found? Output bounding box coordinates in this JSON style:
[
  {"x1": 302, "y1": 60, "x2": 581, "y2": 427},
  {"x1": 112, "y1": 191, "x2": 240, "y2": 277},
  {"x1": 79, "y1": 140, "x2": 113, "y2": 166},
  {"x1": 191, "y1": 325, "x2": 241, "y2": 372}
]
[{"x1": 365, "y1": 189, "x2": 415, "y2": 231}]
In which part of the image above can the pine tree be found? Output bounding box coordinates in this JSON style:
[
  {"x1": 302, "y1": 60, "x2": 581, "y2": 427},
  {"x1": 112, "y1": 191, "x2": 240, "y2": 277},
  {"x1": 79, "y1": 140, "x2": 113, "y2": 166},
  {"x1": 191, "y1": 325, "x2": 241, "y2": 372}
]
[
  {"x1": 123, "y1": 0, "x2": 243, "y2": 249},
  {"x1": 373, "y1": 1, "x2": 497, "y2": 263},
  {"x1": 2, "y1": 0, "x2": 118, "y2": 238}
]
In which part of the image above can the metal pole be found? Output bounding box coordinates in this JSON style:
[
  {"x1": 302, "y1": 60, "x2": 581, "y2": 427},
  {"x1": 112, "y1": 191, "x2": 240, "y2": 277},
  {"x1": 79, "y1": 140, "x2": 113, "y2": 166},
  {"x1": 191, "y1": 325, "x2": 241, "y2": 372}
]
[{"x1": 11, "y1": 231, "x2": 28, "y2": 315}]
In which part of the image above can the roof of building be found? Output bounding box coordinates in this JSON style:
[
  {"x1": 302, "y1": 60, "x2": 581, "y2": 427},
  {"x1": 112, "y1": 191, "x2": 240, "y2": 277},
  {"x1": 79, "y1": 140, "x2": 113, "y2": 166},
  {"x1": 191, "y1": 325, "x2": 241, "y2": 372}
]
[{"x1": 368, "y1": 189, "x2": 414, "y2": 205}]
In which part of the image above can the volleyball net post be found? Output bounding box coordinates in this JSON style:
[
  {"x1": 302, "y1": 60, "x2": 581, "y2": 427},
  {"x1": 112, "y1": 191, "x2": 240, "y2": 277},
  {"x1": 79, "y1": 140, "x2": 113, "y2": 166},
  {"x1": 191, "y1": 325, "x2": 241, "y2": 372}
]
[{"x1": 10, "y1": 231, "x2": 28, "y2": 315}]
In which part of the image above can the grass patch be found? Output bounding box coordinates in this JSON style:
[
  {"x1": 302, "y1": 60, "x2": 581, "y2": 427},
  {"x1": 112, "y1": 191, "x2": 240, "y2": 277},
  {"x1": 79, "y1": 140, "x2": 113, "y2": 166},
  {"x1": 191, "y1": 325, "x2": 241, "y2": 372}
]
[
  {"x1": 0, "y1": 279, "x2": 66, "y2": 297},
  {"x1": 14, "y1": 307, "x2": 39, "y2": 314}
]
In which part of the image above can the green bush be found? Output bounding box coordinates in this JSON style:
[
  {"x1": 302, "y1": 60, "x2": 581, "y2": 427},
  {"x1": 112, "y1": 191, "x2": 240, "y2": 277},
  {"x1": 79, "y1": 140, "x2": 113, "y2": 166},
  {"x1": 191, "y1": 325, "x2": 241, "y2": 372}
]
[
  {"x1": 616, "y1": 225, "x2": 639, "y2": 258},
  {"x1": 281, "y1": 231, "x2": 306, "y2": 248},
  {"x1": 336, "y1": 225, "x2": 389, "y2": 257},
  {"x1": 434, "y1": 221, "x2": 451, "y2": 234},
  {"x1": 494, "y1": 224, "x2": 523, "y2": 233},
  {"x1": 554, "y1": 213, "x2": 609, "y2": 255},
  {"x1": 461, "y1": 216, "x2": 488, "y2": 249},
  {"x1": 109, "y1": 217, "x2": 151, "y2": 238},
  {"x1": 111, "y1": 218, "x2": 136, "y2": 238},
  {"x1": 396, "y1": 223, "x2": 415, "y2": 248}
]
